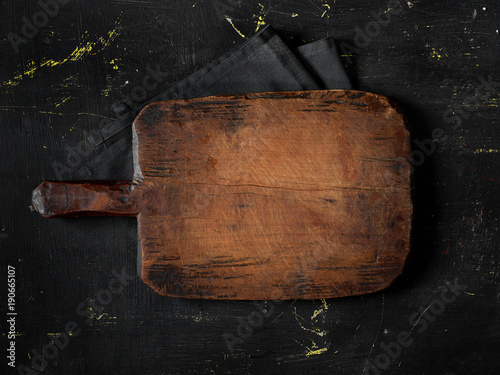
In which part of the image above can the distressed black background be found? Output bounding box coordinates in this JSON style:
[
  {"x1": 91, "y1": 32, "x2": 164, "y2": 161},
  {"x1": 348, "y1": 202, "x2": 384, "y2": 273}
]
[{"x1": 1, "y1": 0, "x2": 499, "y2": 374}]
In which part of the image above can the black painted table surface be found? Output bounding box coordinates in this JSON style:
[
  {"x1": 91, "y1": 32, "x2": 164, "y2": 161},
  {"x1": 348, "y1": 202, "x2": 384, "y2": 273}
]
[{"x1": 1, "y1": 1, "x2": 499, "y2": 374}]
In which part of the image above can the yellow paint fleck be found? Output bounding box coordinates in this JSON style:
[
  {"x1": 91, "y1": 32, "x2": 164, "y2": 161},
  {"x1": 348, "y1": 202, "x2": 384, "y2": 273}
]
[
  {"x1": 311, "y1": 299, "x2": 330, "y2": 319},
  {"x1": 253, "y1": 3, "x2": 267, "y2": 32},
  {"x1": 292, "y1": 13, "x2": 298, "y2": 17},
  {"x1": 68, "y1": 121, "x2": 78, "y2": 132},
  {"x1": 2, "y1": 62, "x2": 37, "y2": 87},
  {"x1": 39, "y1": 111, "x2": 65, "y2": 116},
  {"x1": 475, "y1": 148, "x2": 500, "y2": 153},
  {"x1": 225, "y1": 17, "x2": 246, "y2": 38},
  {"x1": 46, "y1": 332, "x2": 63, "y2": 337},
  {"x1": 321, "y1": 3, "x2": 331, "y2": 18},
  {"x1": 311, "y1": 309, "x2": 322, "y2": 319},
  {"x1": 487, "y1": 97, "x2": 500, "y2": 107},
  {"x1": 43, "y1": 146, "x2": 48, "y2": 149},
  {"x1": 293, "y1": 307, "x2": 328, "y2": 336},
  {"x1": 295, "y1": 338, "x2": 330, "y2": 357},
  {"x1": 464, "y1": 292, "x2": 475, "y2": 296},
  {"x1": 110, "y1": 58, "x2": 120, "y2": 70},
  {"x1": 1, "y1": 14, "x2": 122, "y2": 88},
  {"x1": 91, "y1": 313, "x2": 119, "y2": 325},
  {"x1": 54, "y1": 96, "x2": 71, "y2": 108},
  {"x1": 1, "y1": 332, "x2": 23, "y2": 337},
  {"x1": 321, "y1": 298, "x2": 329, "y2": 311},
  {"x1": 306, "y1": 347, "x2": 328, "y2": 356},
  {"x1": 429, "y1": 47, "x2": 448, "y2": 60},
  {"x1": 101, "y1": 84, "x2": 113, "y2": 97}
]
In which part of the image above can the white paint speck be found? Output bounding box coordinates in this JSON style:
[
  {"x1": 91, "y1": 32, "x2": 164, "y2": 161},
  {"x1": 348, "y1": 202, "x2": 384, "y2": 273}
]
[
  {"x1": 472, "y1": 9, "x2": 477, "y2": 19},
  {"x1": 483, "y1": 7, "x2": 486, "y2": 11},
  {"x1": 407, "y1": 1, "x2": 414, "y2": 8},
  {"x1": 125, "y1": 81, "x2": 129, "y2": 84}
]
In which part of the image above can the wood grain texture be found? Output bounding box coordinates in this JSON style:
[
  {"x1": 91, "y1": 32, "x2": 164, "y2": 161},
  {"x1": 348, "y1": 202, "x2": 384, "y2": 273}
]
[
  {"x1": 133, "y1": 90, "x2": 411, "y2": 299},
  {"x1": 32, "y1": 181, "x2": 139, "y2": 217}
]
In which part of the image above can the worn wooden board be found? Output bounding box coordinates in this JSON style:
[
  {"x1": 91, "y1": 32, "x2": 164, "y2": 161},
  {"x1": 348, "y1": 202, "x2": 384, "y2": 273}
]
[{"x1": 33, "y1": 90, "x2": 412, "y2": 299}]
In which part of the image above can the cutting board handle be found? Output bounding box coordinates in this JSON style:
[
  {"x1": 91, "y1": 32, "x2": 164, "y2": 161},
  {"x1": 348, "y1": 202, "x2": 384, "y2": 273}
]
[{"x1": 32, "y1": 181, "x2": 140, "y2": 218}]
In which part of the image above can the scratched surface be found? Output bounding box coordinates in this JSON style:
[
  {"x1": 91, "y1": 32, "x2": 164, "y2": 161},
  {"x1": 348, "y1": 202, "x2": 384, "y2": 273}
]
[{"x1": 0, "y1": 0, "x2": 499, "y2": 374}]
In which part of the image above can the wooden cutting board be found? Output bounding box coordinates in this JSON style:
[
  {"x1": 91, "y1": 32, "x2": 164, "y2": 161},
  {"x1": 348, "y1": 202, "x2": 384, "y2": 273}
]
[{"x1": 32, "y1": 90, "x2": 412, "y2": 300}]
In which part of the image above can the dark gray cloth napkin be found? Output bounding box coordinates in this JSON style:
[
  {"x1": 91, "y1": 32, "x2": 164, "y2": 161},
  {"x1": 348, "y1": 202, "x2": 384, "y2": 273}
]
[{"x1": 76, "y1": 25, "x2": 352, "y2": 181}]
